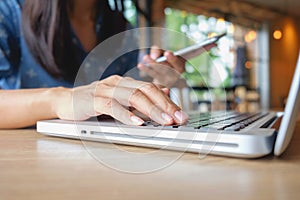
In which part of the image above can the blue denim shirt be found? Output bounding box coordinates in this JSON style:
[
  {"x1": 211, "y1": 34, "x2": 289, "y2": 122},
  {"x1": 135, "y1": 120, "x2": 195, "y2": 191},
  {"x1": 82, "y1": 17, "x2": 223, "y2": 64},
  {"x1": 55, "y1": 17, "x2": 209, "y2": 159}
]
[{"x1": 0, "y1": 0, "x2": 138, "y2": 89}]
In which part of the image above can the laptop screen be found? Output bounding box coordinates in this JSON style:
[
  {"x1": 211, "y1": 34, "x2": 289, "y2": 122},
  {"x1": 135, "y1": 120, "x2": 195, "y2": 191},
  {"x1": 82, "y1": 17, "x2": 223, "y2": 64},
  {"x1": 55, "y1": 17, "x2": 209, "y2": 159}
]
[{"x1": 274, "y1": 51, "x2": 300, "y2": 156}]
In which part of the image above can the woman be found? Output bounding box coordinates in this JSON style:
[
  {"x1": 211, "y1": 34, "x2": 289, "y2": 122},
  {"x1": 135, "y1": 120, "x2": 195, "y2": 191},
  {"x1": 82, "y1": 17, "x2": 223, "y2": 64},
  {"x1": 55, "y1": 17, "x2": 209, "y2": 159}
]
[{"x1": 0, "y1": 0, "x2": 188, "y2": 129}]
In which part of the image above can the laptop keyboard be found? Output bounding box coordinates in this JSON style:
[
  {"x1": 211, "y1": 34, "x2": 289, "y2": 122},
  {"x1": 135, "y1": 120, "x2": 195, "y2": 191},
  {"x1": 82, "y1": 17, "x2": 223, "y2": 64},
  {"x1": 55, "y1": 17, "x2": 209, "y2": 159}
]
[{"x1": 143, "y1": 111, "x2": 268, "y2": 131}]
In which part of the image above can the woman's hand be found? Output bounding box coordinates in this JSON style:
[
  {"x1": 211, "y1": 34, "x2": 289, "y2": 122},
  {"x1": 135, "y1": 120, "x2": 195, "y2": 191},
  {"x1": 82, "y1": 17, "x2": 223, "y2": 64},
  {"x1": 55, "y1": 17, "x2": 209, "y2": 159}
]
[
  {"x1": 138, "y1": 46, "x2": 186, "y2": 88},
  {"x1": 53, "y1": 75, "x2": 189, "y2": 126},
  {"x1": 137, "y1": 44, "x2": 217, "y2": 87}
]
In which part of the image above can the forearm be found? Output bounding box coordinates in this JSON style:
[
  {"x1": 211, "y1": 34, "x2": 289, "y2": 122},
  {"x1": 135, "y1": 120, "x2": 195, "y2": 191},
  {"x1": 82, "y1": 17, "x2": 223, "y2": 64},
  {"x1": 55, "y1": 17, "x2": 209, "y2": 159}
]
[{"x1": 0, "y1": 87, "x2": 65, "y2": 129}]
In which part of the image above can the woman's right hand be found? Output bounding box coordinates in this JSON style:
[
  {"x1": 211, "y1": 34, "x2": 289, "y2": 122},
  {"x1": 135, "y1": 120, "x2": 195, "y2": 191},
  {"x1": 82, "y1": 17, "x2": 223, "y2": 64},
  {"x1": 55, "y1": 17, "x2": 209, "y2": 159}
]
[{"x1": 52, "y1": 75, "x2": 189, "y2": 126}]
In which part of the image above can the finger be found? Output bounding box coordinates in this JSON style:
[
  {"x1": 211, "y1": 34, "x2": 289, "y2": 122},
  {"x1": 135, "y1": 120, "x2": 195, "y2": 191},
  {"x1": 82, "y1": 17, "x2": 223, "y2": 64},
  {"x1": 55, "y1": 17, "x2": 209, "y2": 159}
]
[
  {"x1": 94, "y1": 78, "x2": 189, "y2": 124},
  {"x1": 138, "y1": 54, "x2": 169, "y2": 83},
  {"x1": 133, "y1": 82, "x2": 188, "y2": 124},
  {"x1": 112, "y1": 78, "x2": 172, "y2": 105},
  {"x1": 112, "y1": 79, "x2": 188, "y2": 124},
  {"x1": 125, "y1": 87, "x2": 175, "y2": 125},
  {"x1": 95, "y1": 84, "x2": 175, "y2": 125},
  {"x1": 150, "y1": 45, "x2": 163, "y2": 60},
  {"x1": 164, "y1": 51, "x2": 186, "y2": 74},
  {"x1": 161, "y1": 88, "x2": 170, "y2": 96},
  {"x1": 94, "y1": 97, "x2": 144, "y2": 125},
  {"x1": 137, "y1": 63, "x2": 161, "y2": 79},
  {"x1": 141, "y1": 55, "x2": 173, "y2": 75},
  {"x1": 100, "y1": 75, "x2": 122, "y2": 86}
]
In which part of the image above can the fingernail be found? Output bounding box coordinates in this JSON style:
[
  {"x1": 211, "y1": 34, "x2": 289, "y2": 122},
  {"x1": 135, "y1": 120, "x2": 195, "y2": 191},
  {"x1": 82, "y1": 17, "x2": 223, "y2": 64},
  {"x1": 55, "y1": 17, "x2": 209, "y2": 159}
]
[
  {"x1": 161, "y1": 113, "x2": 173, "y2": 123},
  {"x1": 131, "y1": 116, "x2": 144, "y2": 125},
  {"x1": 174, "y1": 111, "x2": 189, "y2": 122}
]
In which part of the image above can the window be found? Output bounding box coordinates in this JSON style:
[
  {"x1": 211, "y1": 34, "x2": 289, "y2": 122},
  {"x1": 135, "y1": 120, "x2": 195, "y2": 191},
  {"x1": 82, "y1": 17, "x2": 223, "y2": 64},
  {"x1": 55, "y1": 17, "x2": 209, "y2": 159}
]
[{"x1": 165, "y1": 8, "x2": 262, "y2": 111}]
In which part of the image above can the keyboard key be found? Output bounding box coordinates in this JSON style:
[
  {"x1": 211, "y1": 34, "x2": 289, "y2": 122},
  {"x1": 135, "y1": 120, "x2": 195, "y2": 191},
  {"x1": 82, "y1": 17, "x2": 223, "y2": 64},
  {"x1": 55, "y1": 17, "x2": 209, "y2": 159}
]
[
  {"x1": 204, "y1": 124, "x2": 228, "y2": 130},
  {"x1": 224, "y1": 125, "x2": 241, "y2": 131}
]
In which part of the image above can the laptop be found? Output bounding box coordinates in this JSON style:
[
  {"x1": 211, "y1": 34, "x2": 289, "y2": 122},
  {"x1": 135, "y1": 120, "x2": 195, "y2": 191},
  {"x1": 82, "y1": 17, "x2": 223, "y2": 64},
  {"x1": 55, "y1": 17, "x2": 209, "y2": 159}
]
[{"x1": 37, "y1": 52, "x2": 300, "y2": 158}]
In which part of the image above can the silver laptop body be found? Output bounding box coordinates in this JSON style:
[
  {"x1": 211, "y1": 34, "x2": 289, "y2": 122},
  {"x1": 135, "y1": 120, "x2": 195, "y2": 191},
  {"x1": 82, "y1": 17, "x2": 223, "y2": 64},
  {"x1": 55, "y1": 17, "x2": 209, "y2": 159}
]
[{"x1": 37, "y1": 52, "x2": 300, "y2": 158}]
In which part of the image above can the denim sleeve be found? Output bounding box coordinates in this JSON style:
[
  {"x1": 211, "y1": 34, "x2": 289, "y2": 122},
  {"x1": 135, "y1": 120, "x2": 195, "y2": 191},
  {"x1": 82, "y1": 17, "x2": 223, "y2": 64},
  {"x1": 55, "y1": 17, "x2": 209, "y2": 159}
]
[{"x1": 0, "y1": 0, "x2": 21, "y2": 89}]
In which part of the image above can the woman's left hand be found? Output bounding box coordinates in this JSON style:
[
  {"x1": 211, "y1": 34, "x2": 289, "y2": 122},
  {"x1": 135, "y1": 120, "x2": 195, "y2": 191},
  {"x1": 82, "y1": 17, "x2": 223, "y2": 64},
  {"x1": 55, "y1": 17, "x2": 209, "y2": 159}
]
[{"x1": 137, "y1": 46, "x2": 186, "y2": 88}]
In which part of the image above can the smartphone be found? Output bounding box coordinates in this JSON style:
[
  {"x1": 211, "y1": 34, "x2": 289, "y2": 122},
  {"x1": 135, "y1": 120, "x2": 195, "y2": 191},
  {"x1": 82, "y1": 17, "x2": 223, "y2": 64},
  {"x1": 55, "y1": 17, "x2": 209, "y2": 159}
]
[{"x1": 155, "y1": 32, "x2": 226, "y2": 63}]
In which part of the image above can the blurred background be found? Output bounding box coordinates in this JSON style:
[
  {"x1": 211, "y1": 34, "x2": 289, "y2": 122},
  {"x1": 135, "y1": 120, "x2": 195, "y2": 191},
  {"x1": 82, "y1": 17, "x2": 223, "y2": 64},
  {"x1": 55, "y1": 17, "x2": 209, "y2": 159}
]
[{"x1": 114, "y1": 0, "x2": 300, "y2": 112}]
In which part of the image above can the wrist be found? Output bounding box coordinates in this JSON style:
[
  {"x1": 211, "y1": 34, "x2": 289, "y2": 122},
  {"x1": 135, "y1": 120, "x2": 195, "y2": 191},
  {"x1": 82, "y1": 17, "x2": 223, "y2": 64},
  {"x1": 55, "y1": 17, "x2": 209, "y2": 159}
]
[{"x1": 44, "y1": 87, "x2": 71, "y2": 119}]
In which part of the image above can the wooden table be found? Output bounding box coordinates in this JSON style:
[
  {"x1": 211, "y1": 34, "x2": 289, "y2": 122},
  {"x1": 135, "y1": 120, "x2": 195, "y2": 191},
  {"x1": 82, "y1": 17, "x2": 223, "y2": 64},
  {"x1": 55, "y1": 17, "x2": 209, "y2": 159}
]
[{"x1": 1, "y1": 120, "x2": 300, "y2": 200}]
